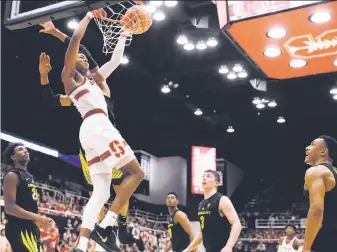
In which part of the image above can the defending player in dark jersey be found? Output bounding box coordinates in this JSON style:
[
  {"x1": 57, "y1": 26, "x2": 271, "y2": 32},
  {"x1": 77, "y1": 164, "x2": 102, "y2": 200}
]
[
  {"x1": 303, "y1": 135, "x2": 337, "y2": 252},
  {"x1": 183, "y1": 170, "x2": 242, "y2": 252},
  {"x1": 38, "y1": 49, "x2": 130, "y2": 245},
  {"x1": 165, "y1": 192, "x2": 194, "y2": 252},
  {"x1": 2, "y1": 142, "x2": 55, "y2": 252}
]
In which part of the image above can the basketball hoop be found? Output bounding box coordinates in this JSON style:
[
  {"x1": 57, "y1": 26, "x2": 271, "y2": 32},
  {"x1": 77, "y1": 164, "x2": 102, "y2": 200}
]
[{"x1": 92, "y1": 0, "x2": 152, "y2": 54}]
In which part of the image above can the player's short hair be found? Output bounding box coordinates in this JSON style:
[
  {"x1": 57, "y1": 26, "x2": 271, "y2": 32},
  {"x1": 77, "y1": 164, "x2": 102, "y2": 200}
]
[
  {"x1": 204, "y1": 169, "x2": 220, "y2": 182},
  {"x1": 167, "y1": 192, "x2": 178, "y2": 199},
  {"x1": 285, "y1": 224, "x2": 297, "y2": 233},
  {"x1": 2, "y1": 142, "x2": 25, "y2": 165},
  {"x1": 319, "y1": 135, "x2": 337, "y2": 162}
]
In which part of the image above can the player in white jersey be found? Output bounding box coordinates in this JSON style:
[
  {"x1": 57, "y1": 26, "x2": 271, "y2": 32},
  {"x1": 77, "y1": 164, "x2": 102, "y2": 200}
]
[
  {"x1": 62, "y1": 9, "x2": 144, "y2": 252},
  {"x1": 277, "y1": 224, "x2": 303, "y2": 252}
]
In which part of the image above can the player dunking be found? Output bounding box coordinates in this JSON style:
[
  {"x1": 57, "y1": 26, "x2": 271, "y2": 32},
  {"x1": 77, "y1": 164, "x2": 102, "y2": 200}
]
[
  {"x1": 2, "y1": 143, "x2": 55, "y2": 252},
  {"x1": 303, "y1": 135, "x2": 337, "y2": 252},
  {"x1": 38, "y1": 20, "x2": 131, "y2": 244},
  {"x1": 183, "y1": 170, "x2": 242, "y2": 252},
  {"x1": 165, "y1": 192, "x2": 194, "y2": 252},
  {"x1": 277, "y1": 224, "x2": 302, "y2": 252},
  {"x1": 62, "y1": 10, "x2": 144, "y2": 252}
]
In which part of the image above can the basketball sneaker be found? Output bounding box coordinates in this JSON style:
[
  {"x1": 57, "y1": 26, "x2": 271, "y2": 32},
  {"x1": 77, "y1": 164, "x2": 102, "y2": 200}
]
[
  {"x1": 68, "y1": 249, "x2": 85, "y2": 252},
  {"x1": 91, "y1": 225, "x2": 121, "y2": 252}
]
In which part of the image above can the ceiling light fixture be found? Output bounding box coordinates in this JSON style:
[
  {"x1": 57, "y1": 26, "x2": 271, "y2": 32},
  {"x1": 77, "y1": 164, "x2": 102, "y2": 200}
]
[
  {"x1": 227, "y1": 72, "x2": 237, "y2": 80},
  {"x1": 227, "y1": 126, "x2": 235, "y2": 133},
  {"x1": 289, "y1": 59, "x2": 307, "y2": 68},
  {"x1": 196, "y1": 41, "x2": 207, "y2": 50},
  {"x1": 161, "y1": 85, "x2": 170, "y2": 93},
  {"x1": 277, "y1": 116, "x2": 286, "y2": 123},
  {"x1": 268, "y1": 100, "x2": 277, "y2": 107},
  {"x1": 267, "y1": 27, "x2": 287, "y2": 39},
  {"x1": 173, "y1": 83, "x2": 179, "y2": 88},
  {"x1": 264, "y1": 47, "x2": 282, "y2": 57},
  {"x1": 219, "y1": 66, "x2": 229, "y2": 74},
  {"x1": 150, "y1": 1, "x2": 163, "y2": 7},
  {"x1": 233, "y1": 64, "x2": 243, "y2": 72},
  {"x1": 330, "y1": 87, "x2": 337, "y2": 94},
  {"x1": 256, "y1": 103, "x2": 265, "y2": 109},
  {"x1": 176, "y1": 35, "x2": 188, "y2": 45},
  {"x1": 121, "y1": 56, "x2": 129, "y2": 65},
  {"x1": 164, "y1": 1, "x2": 177, "y2": 7},
  {"x1": 309, "y1": 12, "x2": 331, "y2": 24},
  {"x1": 153, "y1": 11, "x2": 165, "y2": 21},
  {"x1": 67, "y1": 19, "x2": 78, "y2": 29},
  {"x1": 238, "y1": 71, "x2": 248, "y2": 78},
  {"x1": 252, "y1": 97, "x2": 261, "y2": 104},
  {"x1": 145, "y1": 4, "x2": 157, "y2": 13},
  {"x1": 206, "y1": 37, "x2": 218, "y2": 47},
  {"x1": 194, "y1": 108, "x2": 203, "y2": 116},
  {"x1": 333, "y1": 95, "x2": 337, "y2": 100},
  {"x1": 183, "y1": 43, "x2": 195, "y2": 51}
]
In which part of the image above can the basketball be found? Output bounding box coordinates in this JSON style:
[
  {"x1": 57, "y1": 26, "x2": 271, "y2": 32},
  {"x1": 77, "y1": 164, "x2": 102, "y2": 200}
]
[{"x1": 120, "y1": 5, "x2": 152, "y2": 35}]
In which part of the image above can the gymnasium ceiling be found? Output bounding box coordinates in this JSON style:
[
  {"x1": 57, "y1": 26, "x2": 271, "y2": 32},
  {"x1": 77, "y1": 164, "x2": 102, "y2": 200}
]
[{"x1": 1, "y1": 1, "x2": 337, "y2": 175}]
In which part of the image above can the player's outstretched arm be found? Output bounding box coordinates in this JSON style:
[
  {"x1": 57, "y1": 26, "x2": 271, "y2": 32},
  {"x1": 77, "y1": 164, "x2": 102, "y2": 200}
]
[
  {"x1": 62, "y1": 11, "x2": 99, "y2": 80},
  {"x1": 39, "y1": 21, "x2": 99, "y2": 72},
  {"x1": 93, "y1": 33, "x2": 128, "y2": 84},
  {"x1": 219, "y1": 196, "x2": 242, "y2": 252},
  {"x1": 39, "y1": 53, "x2": 72, "y2": 107}
]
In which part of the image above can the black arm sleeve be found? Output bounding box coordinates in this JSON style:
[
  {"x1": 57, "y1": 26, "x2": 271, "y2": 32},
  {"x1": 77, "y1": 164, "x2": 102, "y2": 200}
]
[
  {"x1": 41, "y1": 84, "x2": 62, "y2": 107},
  {"x1": 64, "y1": 36, "x2": 98, "y2": 70}
]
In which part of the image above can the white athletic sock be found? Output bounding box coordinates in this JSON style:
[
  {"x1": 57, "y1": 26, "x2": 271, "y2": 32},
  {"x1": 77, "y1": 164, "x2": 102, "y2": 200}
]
[
  {"x1": 99, "y1": 210, "x2": 118, "y2": 229},
  {"x1": 76, "y1": 236, "x2": 89, "y2": 251}
]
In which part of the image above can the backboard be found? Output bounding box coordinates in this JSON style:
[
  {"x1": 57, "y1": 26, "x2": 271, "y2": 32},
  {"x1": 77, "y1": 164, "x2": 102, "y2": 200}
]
[{"x1": 3, "y1": 0, "x2": 123, "y2": 30}]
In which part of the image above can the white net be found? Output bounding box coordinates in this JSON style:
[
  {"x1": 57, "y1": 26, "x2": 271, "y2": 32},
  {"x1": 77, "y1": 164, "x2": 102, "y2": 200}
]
[{"x1": 92, "y1": 0, "x2": 152, "y2": 54}]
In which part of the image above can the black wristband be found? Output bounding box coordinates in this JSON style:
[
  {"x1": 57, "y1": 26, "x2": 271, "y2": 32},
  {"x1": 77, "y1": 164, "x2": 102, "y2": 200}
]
[{"x1": 64, "y1": 36, "x2": 71, "y2": 46}]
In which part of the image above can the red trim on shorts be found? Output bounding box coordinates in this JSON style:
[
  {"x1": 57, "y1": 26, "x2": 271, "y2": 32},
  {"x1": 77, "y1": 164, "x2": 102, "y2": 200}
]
[
  {"x1": 87, "y1": 150, "x2": 112, "y2": 167},
  {"x1": 74, "y1": 89, "x2": 89, "y2": 101},
  {"x1": 83, "y1": 108, "x2": 107, "y2": 120}
]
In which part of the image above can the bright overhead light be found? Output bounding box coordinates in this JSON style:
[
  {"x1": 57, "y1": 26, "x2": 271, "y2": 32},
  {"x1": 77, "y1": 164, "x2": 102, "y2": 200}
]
[
  {"x1": 161, "y1": 85, "x2": 170, "y2": 93},
  {"x1": 264, "y1": 47, "x2": 281, "y2": 57},
  {"x1": 333, "y1": 95, "x2": 337, "y2": 100},
  {"x1": 121, "y1": 56, "x2": 129, "y2": 64},
  {"x1": 164, "y1": 1, "x2": 177, "y2": 7},
  {"x1": 194, "y1": 108, "x2": 203, "y2": 116},
  {"x1": 219, "y1": 66, "x2": 229, "y2": 74},
  {"x1": 196, "y1": 41, "x2": 207, "y2": 50},
  {"x1": 238, "y1": 71, "x2": 248, "y2": 78},
  {"x1": 153, "y1": 11, "x2": 165, "y2": 21},
  {"x1": 233, "y1": 64, "x2": 243, "y2": 72},
  {"x1": 268, "y1": 100, "x2": 277, "y2": 107},
  {"x1": 177, "y1": 35, "x2": 188, "y2": 45},
  {"x1": 277, "y1": 116, "x2": 286, "y2": 123},
  {"x1": 252, "y1": 97, "x2": 261, "y2": 105},
  {"x1": 184, "y1": 43, "x2": 195, "y2": 51},
  {"x1": 227, "y1": 72, "x2": 237, "y2": 80},
  {"x1": 67, "y1": 19, "x2": 78, "y2": 29},
  {"x1": 150, "y1": 1, "x2": 163, "y2": 7},
  {"x1": 206, "y1": 37, "x2": 218, "y2": 47},
  {"x1": 330, "y1": 87, "x2": 337, "y2": 94},
  {"x1": 173, "y1": 83, "x2": 179, "y2": 88},
  {"x1": 145, "y1": 4, "x2": 157, "y2": 13},
  {"x1": 261, "y1": 98, "x2": 269, "y2": 103},
  {"x1": 267, "y1": 27, "x2": 287, "y2": 39},
  {"x1": 289, "y1": 59, "x2": 307, "y2": 68},
  {"x1": 227, "y1": 126, "x2": 235, "y2": 133},
  {"x1": 309, "y1": 12, "x2": 331, "y2": 24},
  {"x1": 334, "y1": 59, "x2": 337, "y2": 66},
  {"x1": 256, "y1": 103, "x2": 265, "y2": 109}
]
